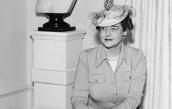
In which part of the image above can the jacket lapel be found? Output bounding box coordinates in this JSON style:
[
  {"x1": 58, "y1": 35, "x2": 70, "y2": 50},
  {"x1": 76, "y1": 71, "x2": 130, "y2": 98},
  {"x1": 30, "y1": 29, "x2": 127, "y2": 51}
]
[
  {"x1": 95, "y1": 44, "x2": 107, "y2": 68},
  {"x1": 95, "y1": 43, "x2": 132, "y2": 73},
  {"x1": 115, "y1": 43, "x2": 131, "y2": 73}
]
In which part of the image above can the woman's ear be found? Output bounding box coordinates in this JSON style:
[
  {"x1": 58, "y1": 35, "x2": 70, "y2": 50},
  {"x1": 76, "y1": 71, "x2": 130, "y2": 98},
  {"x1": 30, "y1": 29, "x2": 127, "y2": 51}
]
[
  {"x1": 123, "y1": 31, "x2": 127, "y2": 39},
  {"x1": 124, "y1": 31, "x2": 127, "y2": 36}
]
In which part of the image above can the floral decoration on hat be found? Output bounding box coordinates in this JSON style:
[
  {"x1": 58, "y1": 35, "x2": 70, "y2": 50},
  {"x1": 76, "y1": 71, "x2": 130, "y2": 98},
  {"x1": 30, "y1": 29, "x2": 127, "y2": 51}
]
[{"x1": 88, "y1": 0, "x2": 136, "y2": 27}]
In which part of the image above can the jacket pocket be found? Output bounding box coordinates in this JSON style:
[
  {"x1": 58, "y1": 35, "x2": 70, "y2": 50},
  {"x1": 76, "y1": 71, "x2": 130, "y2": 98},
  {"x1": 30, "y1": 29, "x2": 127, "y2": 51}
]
[
  {"x1": 122, "y1": 71, "x2": 131, "y2": 81},
  {"x1": 89, "y1": 74, "x2": 105, "y2": 84},
  {"x1": 131, "y1": 74, "x2": 146, "y2": 84}
]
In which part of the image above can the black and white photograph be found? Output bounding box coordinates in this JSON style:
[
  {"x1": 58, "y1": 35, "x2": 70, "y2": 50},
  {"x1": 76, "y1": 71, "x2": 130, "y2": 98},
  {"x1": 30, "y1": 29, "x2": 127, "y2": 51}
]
[{"x1": 0, "y1": 0, "x2": 171, "y2": 109}]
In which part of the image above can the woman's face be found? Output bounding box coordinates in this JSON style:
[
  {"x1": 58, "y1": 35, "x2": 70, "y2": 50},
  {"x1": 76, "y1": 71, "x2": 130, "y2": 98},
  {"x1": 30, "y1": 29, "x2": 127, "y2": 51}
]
[{"x1": 99, "y1": 23, "x2": 125, "y2": 49}]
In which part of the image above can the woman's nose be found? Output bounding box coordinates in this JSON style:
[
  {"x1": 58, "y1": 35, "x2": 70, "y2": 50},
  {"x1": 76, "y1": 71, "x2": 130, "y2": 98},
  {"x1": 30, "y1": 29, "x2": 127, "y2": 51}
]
[{"x1": 106, "y1": 27, "x2": 110, "y2": 37}]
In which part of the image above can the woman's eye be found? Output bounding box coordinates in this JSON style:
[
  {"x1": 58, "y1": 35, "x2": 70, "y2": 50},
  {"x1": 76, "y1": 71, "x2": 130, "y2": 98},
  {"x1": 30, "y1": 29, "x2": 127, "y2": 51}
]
[
  {"x1": 111, "y1": 27, "x2": 118, "y2": 31},
  {"x1": 100, "y1": 27, "x2": 106, "y2": 30}
]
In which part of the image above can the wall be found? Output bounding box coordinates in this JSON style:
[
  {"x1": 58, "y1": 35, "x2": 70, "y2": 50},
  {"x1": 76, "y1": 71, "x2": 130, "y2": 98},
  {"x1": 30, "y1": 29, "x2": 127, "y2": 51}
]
[{"x1": 0, "y1": 0, "x2": 33, "y2": 109}]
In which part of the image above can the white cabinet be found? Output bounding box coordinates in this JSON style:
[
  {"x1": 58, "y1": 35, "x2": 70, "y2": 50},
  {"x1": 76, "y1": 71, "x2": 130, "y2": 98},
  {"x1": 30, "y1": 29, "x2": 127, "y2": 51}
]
[{"x1": 31, "y1": 30, "x2": 86, "y2": 109}]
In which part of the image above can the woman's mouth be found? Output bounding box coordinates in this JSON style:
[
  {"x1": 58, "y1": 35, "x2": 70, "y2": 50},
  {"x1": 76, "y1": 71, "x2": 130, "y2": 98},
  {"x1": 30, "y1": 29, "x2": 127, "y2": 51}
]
[{"x1": 105, "y1": 39, "x2": 113, "y2": 41}]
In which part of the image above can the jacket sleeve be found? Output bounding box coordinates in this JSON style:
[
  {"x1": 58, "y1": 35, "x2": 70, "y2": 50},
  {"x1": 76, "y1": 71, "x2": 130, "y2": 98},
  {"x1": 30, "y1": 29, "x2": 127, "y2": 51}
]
[
  {"x1": 113, "y1": 49, "x2": 147, "y2": 109},
  {"x1": 71, "y1": 51, "x2": 89, "y2": 109}
]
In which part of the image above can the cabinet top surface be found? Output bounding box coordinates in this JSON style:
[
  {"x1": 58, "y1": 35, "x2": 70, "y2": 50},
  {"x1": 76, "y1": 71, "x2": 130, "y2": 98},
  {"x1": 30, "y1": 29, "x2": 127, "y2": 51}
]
[
  {"x1": 31, "y1": 30, "x2": 87, "y2": 40},
  {"x1": 32, "y1": 30, "x2": 86, "y2": 36}
]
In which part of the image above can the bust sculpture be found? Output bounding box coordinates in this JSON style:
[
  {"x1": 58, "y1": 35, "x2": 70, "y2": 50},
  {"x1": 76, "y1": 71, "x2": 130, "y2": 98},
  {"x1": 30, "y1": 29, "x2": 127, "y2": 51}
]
[{"x1": 36, "y1": 0, "x2": 77, "y2": 32}]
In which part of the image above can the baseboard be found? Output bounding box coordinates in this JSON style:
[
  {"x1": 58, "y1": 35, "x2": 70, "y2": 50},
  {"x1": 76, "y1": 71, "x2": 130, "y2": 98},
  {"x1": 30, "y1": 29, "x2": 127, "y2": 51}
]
[
  {"x1": 0, "y1": 84, "x2": 34, "y2": 109},
  {"x1": 0, "y1": 84, "x2": 33, "y2": 97}
]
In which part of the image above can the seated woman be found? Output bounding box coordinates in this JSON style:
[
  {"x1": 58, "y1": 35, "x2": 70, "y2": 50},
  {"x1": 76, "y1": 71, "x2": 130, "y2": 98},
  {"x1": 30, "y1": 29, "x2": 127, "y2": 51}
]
[{"x1": 71, "y1": 0, "x2": 147, "y2": 109}]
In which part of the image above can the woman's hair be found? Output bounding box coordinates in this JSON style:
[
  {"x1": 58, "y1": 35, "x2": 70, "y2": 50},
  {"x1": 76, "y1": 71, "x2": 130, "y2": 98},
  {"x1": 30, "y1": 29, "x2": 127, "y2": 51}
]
[
  {"x1": 96, "y1": 14, "x2": 134, "y2": 31},
  {"x1": 120, "y1": 14, "x2": 134, "y2": 31}
]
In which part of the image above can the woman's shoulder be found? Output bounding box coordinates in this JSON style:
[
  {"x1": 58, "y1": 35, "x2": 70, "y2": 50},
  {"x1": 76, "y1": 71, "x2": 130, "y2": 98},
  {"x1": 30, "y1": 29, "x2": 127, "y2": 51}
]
[
  {"x1": 124, "y1": 45, "x2": 147, "y2": 77},
  {"x1": 124, "y1": 45, "x2": 146, "y2": 61},
  {"x1": 82, "y1": 45, "x2": 100, "y2": 55},
  {"x1": 125, "y1": 45, "x2": 142, "y2": 53},
  {"x1": 79, "y1": 45, "x2": 99, "y2": 59},
  {"x1": 85, "y1": 45, "x2": 100, "y2": 52}
]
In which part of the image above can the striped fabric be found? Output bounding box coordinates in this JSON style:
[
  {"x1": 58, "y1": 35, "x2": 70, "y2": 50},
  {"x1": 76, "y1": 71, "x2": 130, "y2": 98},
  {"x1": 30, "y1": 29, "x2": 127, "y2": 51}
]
[{"x1": 104, "y1": 0, "x2": 113, "y2": 10}]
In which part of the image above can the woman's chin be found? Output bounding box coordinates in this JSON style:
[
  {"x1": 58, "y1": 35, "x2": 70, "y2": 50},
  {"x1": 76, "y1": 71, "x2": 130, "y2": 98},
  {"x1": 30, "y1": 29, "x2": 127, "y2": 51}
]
[{"x1": 103, "y1": 44, "x2": 114, "y2": 49}]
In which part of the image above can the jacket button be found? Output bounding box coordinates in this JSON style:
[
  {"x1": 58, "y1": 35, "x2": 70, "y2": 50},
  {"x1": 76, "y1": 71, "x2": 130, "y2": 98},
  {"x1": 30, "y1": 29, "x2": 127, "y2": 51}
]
[
  {"x1": 129, "y1": 76, "x2": 132, "y2": 79},
  {"x1": 95, "y1": 78, "x2": 98, "y2": 82}
]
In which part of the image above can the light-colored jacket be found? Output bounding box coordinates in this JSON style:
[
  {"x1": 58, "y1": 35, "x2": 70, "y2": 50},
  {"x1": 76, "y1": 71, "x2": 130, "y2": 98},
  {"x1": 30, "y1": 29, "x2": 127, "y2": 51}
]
[{"x1": 72, "y1": 43, "x2": 147, "y2": 109}]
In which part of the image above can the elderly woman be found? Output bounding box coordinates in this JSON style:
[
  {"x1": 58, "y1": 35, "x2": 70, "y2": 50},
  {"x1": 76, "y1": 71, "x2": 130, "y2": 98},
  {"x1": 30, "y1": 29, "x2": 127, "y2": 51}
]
[{"x1": 71, "y1": 0, "x2": 147, "y2": 109}]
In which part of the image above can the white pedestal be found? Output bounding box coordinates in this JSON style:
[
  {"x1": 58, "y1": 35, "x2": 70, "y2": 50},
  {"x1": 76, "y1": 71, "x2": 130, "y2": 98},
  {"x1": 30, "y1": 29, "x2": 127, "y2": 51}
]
[{"x1": 31, "y1": 30, "x2": 86, "y2": 109}]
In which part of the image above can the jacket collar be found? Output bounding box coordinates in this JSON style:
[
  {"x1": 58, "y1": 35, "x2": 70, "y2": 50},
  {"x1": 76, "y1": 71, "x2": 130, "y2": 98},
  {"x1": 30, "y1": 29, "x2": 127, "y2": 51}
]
[{"x1": 95, "y1": 43, "x2": 131, "y2": 67}]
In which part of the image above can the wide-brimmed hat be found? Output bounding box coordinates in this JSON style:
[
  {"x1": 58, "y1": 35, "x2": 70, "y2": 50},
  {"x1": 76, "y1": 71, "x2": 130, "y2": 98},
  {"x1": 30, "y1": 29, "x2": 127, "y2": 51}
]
[{"x1": 88, "y1": 0, "x2": 136, "y2": 27}]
